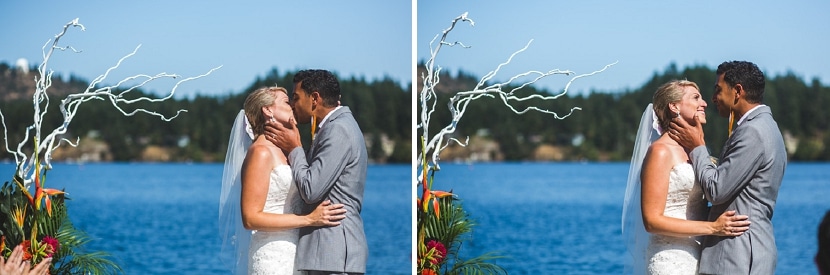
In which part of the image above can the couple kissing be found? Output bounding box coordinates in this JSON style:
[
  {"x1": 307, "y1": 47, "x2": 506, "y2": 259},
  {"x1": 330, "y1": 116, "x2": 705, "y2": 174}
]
[{"x1": 219, "y1": 69, "x2": 368, "y2": 275}]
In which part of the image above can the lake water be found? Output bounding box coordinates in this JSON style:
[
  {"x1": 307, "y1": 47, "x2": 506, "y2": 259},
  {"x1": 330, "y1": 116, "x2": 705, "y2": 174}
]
[
  {"x1": 0, "y1": 163, "x2": 411, "y2": 274},
  {"x1": 430, "y1": 162, "x2": 829, "y2": 274},
  {"x1": 4, "y1": 162, "x2": 828, "y2": 274}
]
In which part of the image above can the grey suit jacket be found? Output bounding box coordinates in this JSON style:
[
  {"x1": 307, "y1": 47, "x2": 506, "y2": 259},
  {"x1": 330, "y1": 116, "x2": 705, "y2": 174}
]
[
  {"x1": 689, "y1": 106, "x2": 786, "y2": 274},
  {"x1": 287, "y1": 106, "x2": 368, "y2": 273}
]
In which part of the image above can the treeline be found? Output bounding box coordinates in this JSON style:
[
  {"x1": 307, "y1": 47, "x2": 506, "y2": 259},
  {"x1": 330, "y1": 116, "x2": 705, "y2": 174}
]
[
  {"x1": 0, "y1": 64, "x2": 411, "y2": 163},
  {"x1": 421, "y1": 62, "x2": 830, "y2": 161}
]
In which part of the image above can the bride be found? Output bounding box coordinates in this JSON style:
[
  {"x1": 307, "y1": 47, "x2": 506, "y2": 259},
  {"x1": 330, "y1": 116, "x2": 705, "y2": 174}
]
[
  {"x1": 622, "y1": 80, "x2": 751, "y2": 274},
  {"x1": 219, "y1": 86, "x2": 346, "y2": 275}
]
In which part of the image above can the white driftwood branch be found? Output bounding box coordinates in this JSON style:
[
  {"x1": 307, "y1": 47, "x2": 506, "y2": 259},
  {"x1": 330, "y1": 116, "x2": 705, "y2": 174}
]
[
  {"x1": 0, "y1": 18, "x2": 221, "y2": 188},
  {"x1": 417, "y1": 13, "x2": 616, "y2": 184}
]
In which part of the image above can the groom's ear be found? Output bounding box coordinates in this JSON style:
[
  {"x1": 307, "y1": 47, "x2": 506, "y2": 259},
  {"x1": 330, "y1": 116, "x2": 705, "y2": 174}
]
[
  {"x1": 733, "y1": 84, "x2": 744, "y2": 102},
  {"x1": 310, "y1": 91, "x2": 321, "y2": 107}
]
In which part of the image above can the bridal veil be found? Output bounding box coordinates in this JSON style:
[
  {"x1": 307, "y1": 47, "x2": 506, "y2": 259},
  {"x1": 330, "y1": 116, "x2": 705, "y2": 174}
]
[
  {"x1": 219, "y1": 110, "x2": 254, "y2": 274},
  {"x1": 622, "y1": 103, "x2": 661, "y2": 274}
]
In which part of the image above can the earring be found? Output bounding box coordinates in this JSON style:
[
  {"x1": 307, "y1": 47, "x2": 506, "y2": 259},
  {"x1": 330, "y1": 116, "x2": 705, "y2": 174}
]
[{"x1": 675, "y1": 111, "x2": 680, "y2": 118}]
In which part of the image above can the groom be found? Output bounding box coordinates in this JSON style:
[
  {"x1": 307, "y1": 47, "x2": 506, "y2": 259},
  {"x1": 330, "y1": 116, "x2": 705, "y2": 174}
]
[
  {"x1": 669, "y1": 60, "x2": 787, "y2": 274},
  {"x1": 266, "y1": 69, "x2": 368, "y2": 275}
]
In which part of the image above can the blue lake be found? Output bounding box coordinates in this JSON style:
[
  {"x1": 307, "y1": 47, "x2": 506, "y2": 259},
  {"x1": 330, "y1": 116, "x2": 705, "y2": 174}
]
[
  {"x1": 430, "y1": 162, "x2": 829, "y2": 274},
  {"x1": 4, "y1": 161, "x2": 828, "y2": 274},
  {"x1": 0, "y1": 163, "x2": 411, "y2": 274}
]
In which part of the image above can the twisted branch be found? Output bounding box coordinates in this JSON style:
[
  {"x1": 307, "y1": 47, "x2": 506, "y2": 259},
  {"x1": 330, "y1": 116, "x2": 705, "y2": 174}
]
[
  {"x1": 1, "y1": 18, "x2": 221, "y2": 188},
  {"x1": 417, "y1": 13, "x2": 616, "y2": 184}
]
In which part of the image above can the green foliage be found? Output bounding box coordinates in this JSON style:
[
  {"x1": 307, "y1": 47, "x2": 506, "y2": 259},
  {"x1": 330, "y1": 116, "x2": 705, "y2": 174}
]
[
  {"x1": 419, "y1": 195, "x2": 507, "y2": 275},
  {"x1": 0, "y1": 65, "x2": 411, "y2": 163},
  {"x1": 420, "y1": 62, "x2": 830, "y2": 161},
  {"x1": 1, "y1": 181, "x2": 122, "y2": 274},
  {"x1": 417, "y1": 146, "x2": 506, "y2": 275}
]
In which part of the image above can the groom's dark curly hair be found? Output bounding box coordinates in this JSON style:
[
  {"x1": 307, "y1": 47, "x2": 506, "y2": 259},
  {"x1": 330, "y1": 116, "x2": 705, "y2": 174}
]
[
  {"x1": 716, "y1": 61, "x2": 765, "y2": 104},
  {"x1": 293, "y1": 69, "x2": 341, "y2": 108}
]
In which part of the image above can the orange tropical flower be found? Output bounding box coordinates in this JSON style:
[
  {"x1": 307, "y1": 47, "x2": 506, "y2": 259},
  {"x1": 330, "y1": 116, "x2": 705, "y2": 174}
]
[
  {"x1": 427, "y1": 190, "x2": 453, "y2": 219},
  {"x1": 26, "y1": 144, "x2": 66, "y2": 216},
  {"x1": 421, "y1": 191, "x2": 431, "y2": 213},
  {"x1": 40, "y1": 188, "x2": 65, "y2": 216},
  {"x1": 430, "y1": 190, "x2": 453, "y2": 198},
  {"x1": 21, "y1": 240, "x2": 32, "y2": 261},
  {"x1": 13, "y1": 175, "x2": 34, "y2": 207},
  {"x1": 12, "y1": 206, "x2": 26, "y2": 229}
]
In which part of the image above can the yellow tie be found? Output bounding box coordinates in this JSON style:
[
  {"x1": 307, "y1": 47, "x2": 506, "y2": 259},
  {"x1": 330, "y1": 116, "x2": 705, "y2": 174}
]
[
  {"x1": 311, "y1": 116, "x2": 317, "y2": 140},
  {"x1": 728, "y1": 111, "x2": 734, "y2": 137}
]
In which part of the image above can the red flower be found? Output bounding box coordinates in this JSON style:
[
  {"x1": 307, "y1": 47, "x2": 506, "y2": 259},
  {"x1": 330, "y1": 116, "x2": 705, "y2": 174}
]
[
  {"x1": 421, "y1": 269, "x2": 438, "y2": 275},
  {"x1": 20, "y1": 240, "x2": 32, "y2": 261},
  {"x1": 426, "y1": 240, "x2": 446, "y2": 264},
  {"x1": 42, "y1": 236, "x2": 59, "y2": 257}
]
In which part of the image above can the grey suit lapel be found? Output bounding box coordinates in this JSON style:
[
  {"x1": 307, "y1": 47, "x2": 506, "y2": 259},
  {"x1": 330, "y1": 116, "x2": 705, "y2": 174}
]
[
  {"x1": 741, "y1": 105, "x2": 771, "y2": 123},
  {"x1": 309, "y1": 107, "x2": 350, "y2": 157},
  {"x1": 722, "y1": 106, "x2": 772, "y2": 156}
]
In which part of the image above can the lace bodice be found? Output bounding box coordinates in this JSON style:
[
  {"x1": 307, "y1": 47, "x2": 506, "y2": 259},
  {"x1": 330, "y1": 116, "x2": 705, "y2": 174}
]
[
  {"x1": 261, "y1": 165, "x2": 301, "y2": 215},
  {"x1": 646, "y1": 162, "x2": 709, "y2": 275},
  {"x1": 663, "y1": 163, "x2": 708, "y2": 221},
  {"x1": 248, "y1": 164, "x2": 301, "y2": 275}
]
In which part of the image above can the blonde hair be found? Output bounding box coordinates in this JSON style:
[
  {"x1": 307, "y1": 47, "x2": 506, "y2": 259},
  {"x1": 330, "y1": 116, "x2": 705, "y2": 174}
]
[
  {"x1": 243, "y1": 86, "x2": 288, "y2": 136},
  {"x1": 652, "y1": 80, "x2": 699, "y2": 132}
]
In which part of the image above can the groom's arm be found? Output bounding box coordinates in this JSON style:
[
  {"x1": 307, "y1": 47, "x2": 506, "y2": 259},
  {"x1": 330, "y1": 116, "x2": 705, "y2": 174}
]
[
  {"x1": 691, "y1": 127, "x2": 762, "y2": 204},
  {"x1": 288, "y1": 124, "x2": 352, "y2": 204},
  {"x1": 264, "y1": 117, "x2": 343, "y2": 204}
]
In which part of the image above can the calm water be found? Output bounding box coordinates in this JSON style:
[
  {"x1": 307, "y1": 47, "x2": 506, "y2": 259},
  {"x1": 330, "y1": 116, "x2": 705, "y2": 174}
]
[
  {"x1": 0, "y1": 163, "x2": 410, "y2": 274},
  {"x1": 5, "y1": 162, "x2": 828, "y2": 274},
  {"x1": 431, "y1": 162, "x2": 829, "y2": 274}
]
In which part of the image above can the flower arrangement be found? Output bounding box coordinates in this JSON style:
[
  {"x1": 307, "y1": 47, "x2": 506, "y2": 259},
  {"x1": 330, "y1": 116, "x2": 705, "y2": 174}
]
[
  {"x1": 0, "y1": 138, "x2": 121, "y2": 274},
  {"x1": 1, "y1": 18, "x2": 216, "y2": 274},
  {"x1": 416, "y1": 137, "x2": 506, "y2": 275},
  {"x1": 417, "y1": 12, "x2": 609, "y2": 274}
]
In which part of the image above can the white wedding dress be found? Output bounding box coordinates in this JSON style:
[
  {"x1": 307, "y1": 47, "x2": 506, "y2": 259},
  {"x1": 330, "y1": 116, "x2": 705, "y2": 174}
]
[
  {"x1": 645, "y1": 163, "x2": 709, "y2": 275},
  {"x1": 248, "y1": 164, "x2": 302, "y2": 275}
]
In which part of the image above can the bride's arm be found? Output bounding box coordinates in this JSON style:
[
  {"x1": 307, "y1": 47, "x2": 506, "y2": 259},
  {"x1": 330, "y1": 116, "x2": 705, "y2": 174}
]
[
  {"x1": 641, "y1": 143, "x2": 749, "y2": 237},
  {"x1": 240, "y1": 144, "x2": 346, "y2": 231}
]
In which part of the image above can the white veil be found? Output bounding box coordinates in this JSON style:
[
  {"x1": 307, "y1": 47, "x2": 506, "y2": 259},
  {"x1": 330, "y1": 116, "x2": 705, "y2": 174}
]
[
  {"x1": 219, "y1": 110, "x2": 255, "y2": 274},
  {"x1": 622, "y1": 103, "x2": 661, "y2": 274}
]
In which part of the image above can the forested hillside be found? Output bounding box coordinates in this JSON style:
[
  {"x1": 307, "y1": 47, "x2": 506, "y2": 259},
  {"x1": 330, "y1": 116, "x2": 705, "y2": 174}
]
[
  {"x1": 418, "y1": 62, "x2": 830, "y2": 161},
  {"x1": 0, "y1": 63, "x2": 411, "y2": 163}
]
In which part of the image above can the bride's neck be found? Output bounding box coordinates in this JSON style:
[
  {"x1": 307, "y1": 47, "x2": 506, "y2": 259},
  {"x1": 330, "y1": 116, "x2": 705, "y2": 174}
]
[
  {"x1": 253, "y1": 135, "x2": 275, "y2": 146},
  {"x1": 658, "y1": 133, "x2": 681, "y2": 146}
]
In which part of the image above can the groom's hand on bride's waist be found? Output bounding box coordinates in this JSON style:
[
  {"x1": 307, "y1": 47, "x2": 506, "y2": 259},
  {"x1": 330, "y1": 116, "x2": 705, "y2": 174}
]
[{"x1": 306, "y1": 200, "x2": 347, "y2": 227}]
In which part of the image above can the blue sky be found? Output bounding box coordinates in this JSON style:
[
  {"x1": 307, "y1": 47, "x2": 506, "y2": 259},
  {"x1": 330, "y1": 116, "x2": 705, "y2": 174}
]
[
  {"x1": 417, "y1": 1, "x2": 830, "y2": 95},
  {"x1": 3, "y1": 2, "x2": 828, "y2": 99},
  {"x1": 0, "y1": 1, "x2": 411, "y2": 98}
]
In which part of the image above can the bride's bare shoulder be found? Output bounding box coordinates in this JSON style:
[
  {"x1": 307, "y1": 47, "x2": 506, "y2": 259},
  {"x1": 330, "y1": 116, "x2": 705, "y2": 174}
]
[
  {"x1": 647, "y1": 138, "x2": 685, "y2": 165},
  {"x1": 245, "y1": 142, "x2": 275, "y2": 162},
  {"x1": 247, "y1": 140, "x2": 287, "y2": 167},
  {"x1": 647, "y1": 141, "x2": 672, "y2": 157}
]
